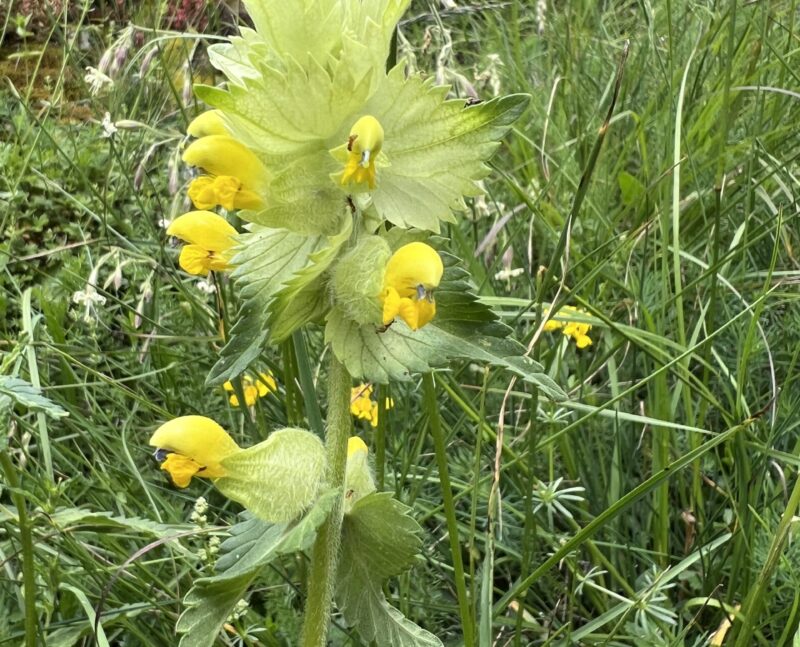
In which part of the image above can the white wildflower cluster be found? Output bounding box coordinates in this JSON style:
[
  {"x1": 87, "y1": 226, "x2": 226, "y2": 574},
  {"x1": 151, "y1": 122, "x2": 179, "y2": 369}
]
[
  {"x1": 195, "y1": 278, "x2": 217, "y2": 295},
  {"x1": 190, "y1": 496, "x2": 209, "y2": 525},
  {"x1": 72, "y1": 286, "x2": 107, "y2": 325},
  {"x1": 101, "y1": 112, "x2": 118, "y2": 138},
  {"x1": 84, "y1": 66, "x2": 114, "y2": 96},
  {"x1": 227, "y1": 598, "x2": 250, "y2": 623}
]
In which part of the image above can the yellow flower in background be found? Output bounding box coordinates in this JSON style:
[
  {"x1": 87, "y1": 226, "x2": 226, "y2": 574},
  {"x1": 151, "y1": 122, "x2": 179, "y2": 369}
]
[
  {"x1": 381, "y1": 242, "x2": 444, "y2": 330},
  {"x1": 344, "y1": 435, "x2": 375, "y2": 508},
  {"x1": 166, "y1": 211, "x2": 238, "y2": 276},
  {"x1": 224, "y1": 372, "x2": 277, "y2": 407},
  {"x1": 350, "y1": 383, "x2": 394, "y2": 427},
  {"x1": 340, "y1": 115, "x2": 384, "y2": 190},
  {"x1": 543, "y1": 306, "x2": 593, "y2": 348},
  {"x1": 150, "y1": 415, "x2": 240, "y2": 488},
  {"x1": 183, "y1": 135, "x2": 269, "y2": 211}
]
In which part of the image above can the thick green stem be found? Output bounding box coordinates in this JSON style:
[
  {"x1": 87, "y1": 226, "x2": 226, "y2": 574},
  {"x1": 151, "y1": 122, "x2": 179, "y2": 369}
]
[
  {"x1": 300, "y1": 354, "x2": 352, "y2": 647},
  {"x1": 423, "y1": 372, "x2": 475, "y2": 647},
  {"x1": 0, "y1": 451, "x2": 37, "y2": 647}
]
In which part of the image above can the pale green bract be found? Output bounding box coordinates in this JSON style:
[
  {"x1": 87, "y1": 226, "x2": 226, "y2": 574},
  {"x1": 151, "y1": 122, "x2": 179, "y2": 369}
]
[{"x1": 195, "y1": 0, "x2": 528, "y2": 235}]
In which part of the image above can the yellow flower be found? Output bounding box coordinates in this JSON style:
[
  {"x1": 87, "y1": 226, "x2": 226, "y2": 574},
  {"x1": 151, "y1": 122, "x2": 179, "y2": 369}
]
[
  {"x1": 223, "y1": 372, "x2": 277, "y2": 407},
  {"x1": 166, "y1": 211, "x2": 238, "y2": 276},
  {"x1": 183, "y1": 135, "x2": 268, "y2": 211},
  {"x1": 150, "y1": 417, "x2": 326, "y2": 523},
  {"x1": 187, "y1": 176, "x2": 263, "y2": 211},
  {"x1": 350, "y1": 383, "x2": 394, "y2": 427},
  {"x1": 347, "y1": 436, "x2": 368, "y2": 458},
  {"x1": 380, "y1": 242, "x2": 443, "y2": 331},
  {"x1": 340, "y1": 115, "x2": 384, "y2": 190},
  {"x1": 543, "y1": 306, "x2": 593, "y2": 348},
  {"x1": 186, "y1": 110, "x2": 228, "y2": 138},
  {"x1": 345, "y1": 435, "x2": 375, "y2": 509},
  {"x1": 149, "y1": 416, "x2": 240, "y2": 488}
]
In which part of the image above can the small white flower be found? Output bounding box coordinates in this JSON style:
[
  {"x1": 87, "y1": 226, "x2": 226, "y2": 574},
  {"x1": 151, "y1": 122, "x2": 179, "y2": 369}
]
[
  {"x1": 493, "y1": 267, "x2": 525, "y2": 281},
  {"x1": 101, "y1": 112, "x2": 118, "y2": 138},
  {"x1": 157, "y1": 218, "x2": 173, "y2": 229},
  {"x1": 84, "y1": 66, "x2": 113, "y2": 96},
  {"x1": 72, "y1": 287, "x2": 107, "y2": 307},
  {"x1": 196, "y1": 279, "x2": 217, "y2": 295}
]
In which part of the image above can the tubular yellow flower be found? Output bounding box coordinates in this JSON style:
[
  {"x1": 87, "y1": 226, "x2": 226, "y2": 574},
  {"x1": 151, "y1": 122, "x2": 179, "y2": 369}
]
[
  {"x1": 340, "y1": 115, "x2": 384, "y2": 190},
  {"x1": 183, "y1": 135, "x2": 268, "y2": 211},
  {"x1": 380, "y1": 242, "x2": 443, "y2": 331},
  {"x1": 345, "y1": 435, "x2": 375, "y2": 509},
  {"x1": 223, "y1": 373, "x2": 277, "y2": 407},
  {"x1": 150, "y1": 420, "x2": 326, "y2": 523},
  {"x1": 167, "y1": 211, "x2": 238, "y2": 276},
  {"x1": 186, "y1": 110, "x2": 228, "y2": 138},
  {"x1": 183, "y1": 135, "x2": 269, "y2": 192},
  {"x1": 347, "y1": 436, "x2": 368, "y2": 458},
  {"x1": 149, "y1": 416, "x2": 241, "y2": 488},
  {"x1": 187, "y1": 176, "x2": 263, "y2": 211},
  {"x1": 543, "y1": 306, "x2": 593, "y2": 348}
]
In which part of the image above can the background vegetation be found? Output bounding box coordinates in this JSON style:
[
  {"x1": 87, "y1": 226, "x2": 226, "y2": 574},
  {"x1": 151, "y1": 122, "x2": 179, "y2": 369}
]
[{"x1": 2, "y1": 0, "x2": 799, "y2": 644}]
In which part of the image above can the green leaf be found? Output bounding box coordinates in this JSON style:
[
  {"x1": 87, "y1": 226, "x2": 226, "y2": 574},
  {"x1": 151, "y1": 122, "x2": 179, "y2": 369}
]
[
  {"x1": 206, "y1": 228, "x2": 322, "y2": 385},
  {"x1": 208, "y1": 215, "x2": 352, "y2": 383},
  {"x1": 336, "y1": 492, "x2": 441, "y2": 647},
  {"x1": 267, "y1": 213, "x2": 353, "y2": 342},
  {"x1": 324, "y1": 251, "x2": 566, "y2": 399},
  {"x1": 206, "y1": 28, "x2": 269, "y2": 85},
  {"x1": 0, "y1": 375, "x2": 68, "y2": 419},
  {"x1": 177, "y1": 489, "x2": 338, "y2": 647},
  {"x1": 215, "y1": 489, "x2": 339, "y2": 580},
  {"x1": 363, "y1": 66, "x2": 530, "y2": 232},
  {"x1": 326, "y1": 310, "x2": 564, "y2": 399},
  {"x1": 195, "y1": 54, "x2": 372, "y2": 164},
  {"x1": 176, "y1": 573, "x2": 253, "y2": 647}
]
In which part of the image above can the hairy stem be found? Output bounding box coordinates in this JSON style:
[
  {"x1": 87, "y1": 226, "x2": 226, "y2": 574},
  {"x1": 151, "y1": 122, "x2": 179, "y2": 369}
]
[{"x1": 300, "y1": 354, "x2": 351, "y2": 647}]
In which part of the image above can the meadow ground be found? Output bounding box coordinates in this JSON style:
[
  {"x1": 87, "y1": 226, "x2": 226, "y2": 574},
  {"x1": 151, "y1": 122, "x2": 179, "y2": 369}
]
[{"x1": 1, "y1": 0, "x2": 800, "y2": 645}]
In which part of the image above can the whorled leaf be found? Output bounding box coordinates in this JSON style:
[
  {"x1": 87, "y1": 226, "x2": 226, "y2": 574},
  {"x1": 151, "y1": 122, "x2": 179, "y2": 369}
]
[
  {"x1": 359, "y1": 65, "x2": 530, "y2": 232},
  {"x1": 243, "y1": 0, "x2": 406, "y2": 74},
  {"x1": 176, "y1": 490, "x2": 338, "y2": 647},
  {"x1": 336, "y1": 492, "x2": 441, "y2": 647},
  {"x1": 206, "y1": 28, "x2": 270, "y2": 85},
  {"x1": 194, "y1": 51, "x2": 373, "y2": 164}
]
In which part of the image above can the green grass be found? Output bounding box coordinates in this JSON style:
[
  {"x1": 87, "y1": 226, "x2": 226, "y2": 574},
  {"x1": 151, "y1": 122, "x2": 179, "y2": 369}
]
[{"x1": 2, "y1": 0, "x2": 800, "y2": 644}]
